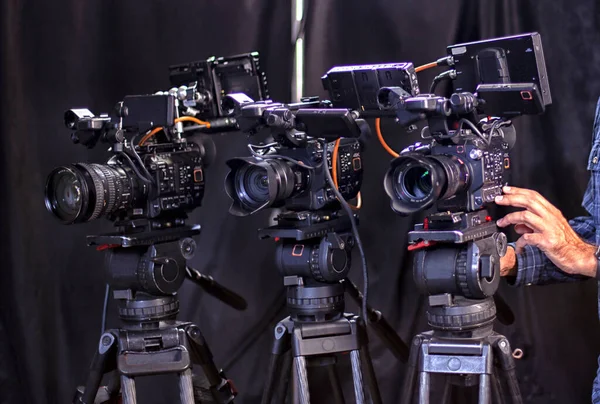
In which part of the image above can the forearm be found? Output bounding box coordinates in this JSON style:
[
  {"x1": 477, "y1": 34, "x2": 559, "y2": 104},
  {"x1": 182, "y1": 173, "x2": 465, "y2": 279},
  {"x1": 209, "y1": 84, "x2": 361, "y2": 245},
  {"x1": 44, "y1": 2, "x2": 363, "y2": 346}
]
[{"x1": 505, "y1": 245, "x2": 592, "y2": 287}]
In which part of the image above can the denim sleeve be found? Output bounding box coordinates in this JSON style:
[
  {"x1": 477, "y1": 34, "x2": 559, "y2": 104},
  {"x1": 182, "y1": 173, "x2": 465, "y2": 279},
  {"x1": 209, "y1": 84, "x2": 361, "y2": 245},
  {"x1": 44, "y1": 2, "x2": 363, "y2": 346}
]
[{"x1": 509, "y1": 216, "x2": 595, "y2": 286}]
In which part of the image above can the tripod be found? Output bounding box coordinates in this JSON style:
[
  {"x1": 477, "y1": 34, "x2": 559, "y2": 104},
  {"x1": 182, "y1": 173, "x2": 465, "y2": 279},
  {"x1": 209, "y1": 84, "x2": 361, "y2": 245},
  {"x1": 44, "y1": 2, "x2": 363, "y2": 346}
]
[
  {"x1": 401, "y1": 297, "x2": 521, "y2": 404},
  {"x1": 74, "y1": 225, "x2": 241, "y2": 404},
  {"x1": 401, "y1": 210, "x2": 522, "y2": 404},
  {"x1": 258, "y1": 212, "x2": 408, "y2": 404}
]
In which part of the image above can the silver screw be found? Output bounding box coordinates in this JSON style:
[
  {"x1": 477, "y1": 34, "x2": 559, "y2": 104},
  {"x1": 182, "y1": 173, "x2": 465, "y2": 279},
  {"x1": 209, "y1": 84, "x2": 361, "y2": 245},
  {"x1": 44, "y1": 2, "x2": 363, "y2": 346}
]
[{"x1": 469, "y1": 149, "x2": 483, "y2": 160}]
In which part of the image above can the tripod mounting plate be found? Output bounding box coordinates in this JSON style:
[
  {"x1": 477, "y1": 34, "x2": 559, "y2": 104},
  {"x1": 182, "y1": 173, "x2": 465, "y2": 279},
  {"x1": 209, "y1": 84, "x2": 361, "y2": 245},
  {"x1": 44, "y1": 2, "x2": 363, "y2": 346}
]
[
  {"x1": 409, "y1": 221, "x2": 497, "y2": 244},
  {"x1": 88, "y1": 225, "x2": 201, "y2": 247},
  {"x1": 258, "y1": 212, "x2": 351, "y2": 241}
]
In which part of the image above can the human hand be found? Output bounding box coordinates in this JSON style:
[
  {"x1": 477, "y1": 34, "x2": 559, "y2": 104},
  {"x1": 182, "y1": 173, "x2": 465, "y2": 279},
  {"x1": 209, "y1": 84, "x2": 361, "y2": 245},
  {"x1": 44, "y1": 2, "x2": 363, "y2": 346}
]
[
  {"x1": 495, "y1": 186, "x2": 597, "y2": 277},
  {"x1": 500, "y1": 246, "x2": 517, "y2": 277}
]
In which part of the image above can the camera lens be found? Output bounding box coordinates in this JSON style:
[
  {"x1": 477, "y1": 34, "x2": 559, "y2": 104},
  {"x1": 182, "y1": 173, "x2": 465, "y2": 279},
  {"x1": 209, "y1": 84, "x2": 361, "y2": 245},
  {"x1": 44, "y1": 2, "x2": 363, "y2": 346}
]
[
  {"x1": 397, "y1": 166, "x2": 432, "y2": 200},
  {"x1": 45, "y1": 163, "x2": 137, "y2": 224},
  {"x1": 384, "y1": 153, "x2": 468, "y2": 215},
  {"x1": 225, "y1": 158, "x2": 301, "y2": 216},
  {"x1": 235, "y1": 164, "x2": 271, "y2": 210},
  {"x1": 45, "y1": 167, "x2": 85, "y2": 223}
]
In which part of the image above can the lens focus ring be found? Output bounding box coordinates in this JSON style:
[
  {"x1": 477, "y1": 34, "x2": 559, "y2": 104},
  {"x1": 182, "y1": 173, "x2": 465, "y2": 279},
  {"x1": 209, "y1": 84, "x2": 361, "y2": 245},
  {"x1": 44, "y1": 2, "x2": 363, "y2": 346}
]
[
  {"x1": 91, "y1": 164, "x2": 118, "y2": 217},
  {"x1": 78, "y1": 163, "x2": 105, "y2": 221}
]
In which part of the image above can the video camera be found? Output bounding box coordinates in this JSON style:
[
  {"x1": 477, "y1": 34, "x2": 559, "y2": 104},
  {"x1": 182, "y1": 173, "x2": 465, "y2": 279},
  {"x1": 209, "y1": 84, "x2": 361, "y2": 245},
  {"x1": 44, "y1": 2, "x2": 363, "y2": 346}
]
[
  {"x1": 322, "y1": 32, "x2": 551, "y2": 303},
  {"x1": 222, "y1": 94, "x2": 368, "y2": 219},
  {"x1": 323, "y1": 32, "x2": 550, "y2": 218},
  {"x1": 44, "y1": 52, "x2": 269, "y2": 232}
]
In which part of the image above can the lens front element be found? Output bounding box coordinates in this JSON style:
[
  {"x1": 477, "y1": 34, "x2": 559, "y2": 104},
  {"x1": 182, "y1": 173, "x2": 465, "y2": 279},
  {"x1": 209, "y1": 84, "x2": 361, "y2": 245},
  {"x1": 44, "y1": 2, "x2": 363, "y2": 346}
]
[{"x1": 45, "y1": 167, "x2": 85, "y2": 223}]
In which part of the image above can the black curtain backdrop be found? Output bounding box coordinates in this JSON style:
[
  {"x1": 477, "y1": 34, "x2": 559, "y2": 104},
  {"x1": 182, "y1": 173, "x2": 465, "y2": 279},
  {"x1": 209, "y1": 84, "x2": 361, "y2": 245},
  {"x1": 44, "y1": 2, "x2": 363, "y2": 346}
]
[{"x1": 2, "y1": 0, "x2": 600, "y2": 403}]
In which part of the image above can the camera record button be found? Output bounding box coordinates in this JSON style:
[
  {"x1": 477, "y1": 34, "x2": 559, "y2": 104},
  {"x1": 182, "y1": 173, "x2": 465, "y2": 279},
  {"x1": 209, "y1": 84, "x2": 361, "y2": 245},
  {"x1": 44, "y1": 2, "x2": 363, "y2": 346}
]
[{"x1": 193, "y1": 169, "x2": 204, "y2": 182}]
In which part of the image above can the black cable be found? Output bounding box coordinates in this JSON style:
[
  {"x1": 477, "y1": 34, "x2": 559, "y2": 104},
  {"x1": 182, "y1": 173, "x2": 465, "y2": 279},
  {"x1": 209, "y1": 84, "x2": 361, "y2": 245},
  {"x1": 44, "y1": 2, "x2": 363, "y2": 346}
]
[
  {"x1": 429, "y1": 79, "x2": 441, "y2": 94},
  {"x1": 128, "y1": 136, "x2": 155, "y2": 183},
  {"x1": 247, "y1": 145, "x2": 317, "y2": 171},
  {"x1": 119, "y1": 152, "x2": 152, "y2": 185},
  {"x1": 457, "y1": 119, "x2": 489, "y2": 146},
  {"x1": 101, "y1": 283, "x2": 109, "y2": 335},
  {"x1": 321, "y1": 141, "x2": 368, "y2": 326},
  {"x1": 429, "y1": 70, "x2": 457, "y2": 95}
]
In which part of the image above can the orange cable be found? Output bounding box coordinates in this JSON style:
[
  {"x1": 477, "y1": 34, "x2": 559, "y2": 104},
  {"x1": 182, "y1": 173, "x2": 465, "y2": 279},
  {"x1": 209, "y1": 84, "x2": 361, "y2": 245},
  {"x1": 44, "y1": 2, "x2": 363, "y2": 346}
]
[
  {"x1": 332, "y1": 138, "x2": 362, "y2": 210},
  {"x1": 332, "y1": 139, "x2": 340, "y2": 187},
  {"x1": 375, "y1": 118, "x2": 399, "y2": 158},
  {"x1": 175, "y1": 116, "x2": 211, "y2": 127},
  {"x1": 138, "y1": 127, "x2": 163, "y2": 146},
  {"x1": 138, "y1": 116, "x2": 211, "y2": 146},
  {"x1": 415, "y1": 61, "x2": 438, "y2": 72}
]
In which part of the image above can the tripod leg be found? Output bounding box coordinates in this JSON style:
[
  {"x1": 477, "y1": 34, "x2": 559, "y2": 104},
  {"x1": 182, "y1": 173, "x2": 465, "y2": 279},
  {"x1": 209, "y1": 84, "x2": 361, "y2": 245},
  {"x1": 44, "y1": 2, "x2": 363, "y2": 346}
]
[
  {"x1": 262, "y1": 354, "x2": 283, "y2": 404},
  {"x1": 491, "y1": 373, "x2": 506, "y2": 404},
  {"x1": 493, "y1": 338, "x2": 523, "y2": 404},
  {"x1": 400, "y1": 335, "x2": 424, "y2": 404},
  {"x1": 440, "y1": 376, "x2": 452, "y2": 404},
  {"x1": 418, "y1": 372, "x2": 430, "y2": 404},
  {"x1": 359, "y1": 345, "x2": 382, "y2": 404},
  {"x1": 120, "y1": 375, "x2": 137, "y2": 404},
  {"x1": 350, "y1": 350, "x2": 366, "y2": 404},
  {"x1": 274, "y1": 351, "x2": 292, "y2": 403},
  {"x1": 186, "y1": 325, "x2": 236, "y2": 403},
  {"x1": 294, "y1": 356, "x2": 310, "y2": 404},
  {"x1": 179, "y1": 368, "x2": 195, "y2": 404},
  {"x1": 291, "y1": 356, "x2": 300, "y2": 404},
  {"x1": 78, "y1": 332, "x2": 118, "y2": 404},
  {"x1": 478, "y1": 374, "x2": 491, "y2": 404},
  {"x1": 262, "y1": 322, "x2": 291, "y2": 404}
]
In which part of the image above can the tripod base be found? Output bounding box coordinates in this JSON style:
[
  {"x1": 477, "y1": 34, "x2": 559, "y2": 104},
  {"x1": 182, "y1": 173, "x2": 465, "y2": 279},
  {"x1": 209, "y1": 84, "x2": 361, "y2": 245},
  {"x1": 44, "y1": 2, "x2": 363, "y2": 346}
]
[
  {"x1": 401, "y1": 330, "x2": 522, "y2": 404},
  {"x1": 261, "y1": 313, "x2": 382, "y2": 404},
  {"x1": 74, "y1": 321, "x2": 236, "y2": 404}
]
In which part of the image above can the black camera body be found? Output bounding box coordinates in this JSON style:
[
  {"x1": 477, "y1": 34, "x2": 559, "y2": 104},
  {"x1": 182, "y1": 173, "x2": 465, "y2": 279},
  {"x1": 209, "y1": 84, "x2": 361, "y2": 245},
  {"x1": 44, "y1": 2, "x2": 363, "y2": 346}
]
[
  {"x1": 225, "y1": 138, "x2": 362, "y2": 216},
  {"x1": 48, "y1": 141, "x2": 207, "y2": 224},
  {"x1": 387, "y1": 130, "x2": 511, "y2": 216},
  {"x1": 223, "y1": 94, "x2": 367, "y2": 217},
  {"x1": 378, "y1": 89, "x2": 518, "y2": 215},
  {"x1": 45, "y1": 93, "x2": 216, "y2": 228},
  {"x1": 45, "y1": 51, "x2": 271, "y2": 227}
]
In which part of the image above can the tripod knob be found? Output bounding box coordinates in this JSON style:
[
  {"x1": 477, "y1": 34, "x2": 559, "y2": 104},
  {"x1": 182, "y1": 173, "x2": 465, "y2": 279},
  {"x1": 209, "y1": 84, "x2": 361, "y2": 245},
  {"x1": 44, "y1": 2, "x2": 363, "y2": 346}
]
[{"x1": 275, "y1": 233, "x2": 352, "y2": 283}]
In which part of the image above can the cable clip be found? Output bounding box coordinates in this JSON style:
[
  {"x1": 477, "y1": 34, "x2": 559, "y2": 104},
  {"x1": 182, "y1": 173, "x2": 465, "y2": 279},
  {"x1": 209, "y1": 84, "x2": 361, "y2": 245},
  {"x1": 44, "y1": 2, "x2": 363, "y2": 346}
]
[
  {"x1": 407, "y1": 240, "x2": 437, "y2": 251},
  {"x1": 96, "y1": 244, "x2": 120, "y2": 251}
]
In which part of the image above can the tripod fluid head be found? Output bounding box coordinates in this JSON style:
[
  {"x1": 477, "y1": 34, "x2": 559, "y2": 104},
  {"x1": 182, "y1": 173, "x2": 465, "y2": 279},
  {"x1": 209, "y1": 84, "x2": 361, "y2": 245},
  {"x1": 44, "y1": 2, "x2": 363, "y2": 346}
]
[
  {"x1": 88, "y1": 218, "x2": 246, "y2": 326},
  {"x1": 408, "y1": 209, "x2": 512, "y2": 335},
  {"x1": 258, "y1": 210, "x2": 354, "y2": 322}
]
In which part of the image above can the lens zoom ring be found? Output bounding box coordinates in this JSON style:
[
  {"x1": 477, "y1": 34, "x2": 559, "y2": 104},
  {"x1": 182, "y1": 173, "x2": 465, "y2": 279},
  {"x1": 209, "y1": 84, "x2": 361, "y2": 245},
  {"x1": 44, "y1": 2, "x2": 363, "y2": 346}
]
[
  {"x1": 455, "y1": 249, "x2": 470, "y2": 297},
  {"x1": 78, "y1": 163, "x2": 106, "y2": 221},
  {"x1": 91, "y1": 164, "x2": 118, "y2": 216}
]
